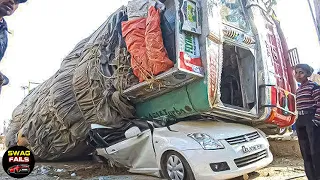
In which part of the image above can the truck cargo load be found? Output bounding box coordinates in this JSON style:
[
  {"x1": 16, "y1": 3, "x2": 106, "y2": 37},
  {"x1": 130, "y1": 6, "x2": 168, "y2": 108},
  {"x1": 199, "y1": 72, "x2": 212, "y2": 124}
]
[
  {"x1": 5, "y1": 6, "x2": 139, "y2": 160},
  {"x1": 5, "y1": 0, "x2": 297, "y2": 160}
]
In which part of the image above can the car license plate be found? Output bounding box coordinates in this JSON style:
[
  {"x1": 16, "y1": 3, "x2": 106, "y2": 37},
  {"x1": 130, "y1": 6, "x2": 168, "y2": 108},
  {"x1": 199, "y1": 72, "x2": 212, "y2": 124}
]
[{"x1": 242, "y1": 144, "x2": 263, "y2": 154}]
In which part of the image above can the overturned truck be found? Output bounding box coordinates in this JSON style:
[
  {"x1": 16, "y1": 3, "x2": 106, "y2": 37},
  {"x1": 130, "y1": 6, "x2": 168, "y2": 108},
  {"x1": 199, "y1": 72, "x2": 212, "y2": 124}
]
[{"x1": 6, "y1": 0, "x2": 297, "y2": 160}]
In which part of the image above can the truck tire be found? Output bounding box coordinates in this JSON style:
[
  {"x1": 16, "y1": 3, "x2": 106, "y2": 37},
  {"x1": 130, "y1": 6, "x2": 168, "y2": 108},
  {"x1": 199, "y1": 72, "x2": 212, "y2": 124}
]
[{"x1": 261, "y1": 127, "x2": 288, "y2": 135}]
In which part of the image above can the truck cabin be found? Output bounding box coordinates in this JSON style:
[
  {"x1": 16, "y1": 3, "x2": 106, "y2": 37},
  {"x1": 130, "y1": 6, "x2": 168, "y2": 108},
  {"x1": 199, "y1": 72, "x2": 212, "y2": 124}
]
[{"x1": 121, "y1": 0, "x2": 296, "y2": 129}]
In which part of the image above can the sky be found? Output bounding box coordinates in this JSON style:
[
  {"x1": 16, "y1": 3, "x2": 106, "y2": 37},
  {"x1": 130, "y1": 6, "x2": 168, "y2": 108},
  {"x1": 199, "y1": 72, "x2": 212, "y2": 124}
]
[
  {"x1": 276, "y1": 0, "x2": 320, "y2": 69},
  {"x1": 0, "y1": 0, "x2": 319, "y2": 128}
]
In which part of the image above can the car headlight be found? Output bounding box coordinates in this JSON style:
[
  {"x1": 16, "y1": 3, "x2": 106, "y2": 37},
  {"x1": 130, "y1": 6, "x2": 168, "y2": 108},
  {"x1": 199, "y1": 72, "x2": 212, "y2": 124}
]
[{"x1": 188, "y1": 133, "x2": 225, "y2": 150}]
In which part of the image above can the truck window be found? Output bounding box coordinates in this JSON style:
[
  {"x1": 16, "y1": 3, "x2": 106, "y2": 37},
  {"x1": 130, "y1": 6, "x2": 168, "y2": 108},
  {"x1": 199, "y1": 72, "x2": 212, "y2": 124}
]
[{"x1": 221, "y1": 43, "x2": 256, "y2": 110}]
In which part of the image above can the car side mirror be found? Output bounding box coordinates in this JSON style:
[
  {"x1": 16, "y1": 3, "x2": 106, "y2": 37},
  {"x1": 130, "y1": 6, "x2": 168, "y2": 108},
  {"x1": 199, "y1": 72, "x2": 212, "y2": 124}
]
[{"x1": 125, "y1": 126, "x2": 142, "y2": 139}]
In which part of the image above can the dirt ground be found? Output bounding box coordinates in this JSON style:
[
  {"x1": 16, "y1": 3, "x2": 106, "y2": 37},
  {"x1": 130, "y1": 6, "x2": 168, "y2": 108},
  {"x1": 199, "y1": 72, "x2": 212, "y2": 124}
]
[
  {"x1": 0, "y1": 157, "x2": 161, "y2": 180},
  {"x1": 234, "y1": 157, "x2": 306, "y2": 180},
  {"x1": 0, "y1": 156, "x2": 306, "y2": 180},
  {"x1": 0, "y1": 137, "x2": 307, "y2": 180}
]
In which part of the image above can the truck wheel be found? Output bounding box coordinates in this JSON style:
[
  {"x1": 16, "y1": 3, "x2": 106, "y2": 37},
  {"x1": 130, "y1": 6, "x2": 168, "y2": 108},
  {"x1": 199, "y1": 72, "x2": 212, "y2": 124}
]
[
  {"x1": 161, "y1": 151, "x2": 195, "y2": 180},
  {"x1": 261, "y1": 128, "x2": 278, "y2": 135},
  {"x1": 277, "y1": 127, "x2": 288, "y2": 135},
  {"x1": 261, "y1": 127, "x2": 288, "y2": 135}
]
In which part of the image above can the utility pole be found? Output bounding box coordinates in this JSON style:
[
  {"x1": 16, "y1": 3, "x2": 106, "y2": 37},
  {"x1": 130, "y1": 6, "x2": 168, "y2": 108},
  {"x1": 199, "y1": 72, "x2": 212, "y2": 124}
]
[
  {"x1": 3, "y1": 120, "x2": 6, "y2": 135},
  {"x1": 21, "y1": 86, "x2": 28, "y2": 97},
  {"x1": 28, "y1": 81, "x2": 41, "y2": 92},
  {"x1": 307, "y1": 0, "x2": 320, "y2": 43},
  {"x1": 21, "y1": 81, "x2": 41, "y2": 97}
]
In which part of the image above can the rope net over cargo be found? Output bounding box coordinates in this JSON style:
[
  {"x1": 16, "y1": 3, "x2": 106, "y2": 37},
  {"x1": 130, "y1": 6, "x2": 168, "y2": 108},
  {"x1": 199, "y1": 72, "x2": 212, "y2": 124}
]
[{"x1": 5, "y1": 1, "x2": 174, "y2": 161}]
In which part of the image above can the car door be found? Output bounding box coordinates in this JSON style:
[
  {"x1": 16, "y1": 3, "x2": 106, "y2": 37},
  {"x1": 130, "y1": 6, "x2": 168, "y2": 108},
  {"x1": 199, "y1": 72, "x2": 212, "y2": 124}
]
[{"x1": 105, "y1": 129, "x2": 158, "y2": 169}]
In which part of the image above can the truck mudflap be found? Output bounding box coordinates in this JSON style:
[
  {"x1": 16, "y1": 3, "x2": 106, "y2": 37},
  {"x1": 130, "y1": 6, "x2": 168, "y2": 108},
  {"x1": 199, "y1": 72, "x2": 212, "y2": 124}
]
[{"x1": 260, "y1": 84, "x2": 296, "y2": 128}]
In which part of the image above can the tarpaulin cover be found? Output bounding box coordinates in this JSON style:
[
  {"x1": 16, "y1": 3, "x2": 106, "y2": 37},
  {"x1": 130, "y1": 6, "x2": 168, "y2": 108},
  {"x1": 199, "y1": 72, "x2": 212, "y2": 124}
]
[
  {"x1": 5, "y1": 6, "x2": 138, "y2": 161},
  {"x1": 122, "y1": 6, "x2": 173, "y2": 82},
  {"x1": 127, "y1": 0, "x2": 165, "y2": 20}
]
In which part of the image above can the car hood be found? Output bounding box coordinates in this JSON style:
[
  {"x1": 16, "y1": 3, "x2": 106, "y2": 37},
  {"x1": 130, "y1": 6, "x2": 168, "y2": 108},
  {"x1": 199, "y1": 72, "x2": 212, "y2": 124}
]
[{"x1": 169, "y1": 121, "x2": 258, "y2": 140}]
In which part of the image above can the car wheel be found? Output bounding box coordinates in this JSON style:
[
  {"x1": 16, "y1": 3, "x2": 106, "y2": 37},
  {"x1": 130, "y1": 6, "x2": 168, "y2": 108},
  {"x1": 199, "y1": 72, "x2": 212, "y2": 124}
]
[{"x1": 162, "y1": 151, "x2": 195, "y2": 180}]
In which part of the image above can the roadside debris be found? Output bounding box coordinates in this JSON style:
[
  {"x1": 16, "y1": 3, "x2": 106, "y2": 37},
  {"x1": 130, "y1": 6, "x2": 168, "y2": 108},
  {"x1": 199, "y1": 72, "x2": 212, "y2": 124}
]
[
  {"x1": 33, "y1": 165, "x2": 51, "y2": 175},
  {"x1": 243, "y1": 174, "x2": 249, "y2": 180},
  {"x1": 285, "y1": 174, "x2": 306, "y2": 180},
  {"x1": 97, "y1": 176, "x2": 133, "y2": 180},
  {"x1": 55, "y1": 169, "x2": 65, "y2": 173}
]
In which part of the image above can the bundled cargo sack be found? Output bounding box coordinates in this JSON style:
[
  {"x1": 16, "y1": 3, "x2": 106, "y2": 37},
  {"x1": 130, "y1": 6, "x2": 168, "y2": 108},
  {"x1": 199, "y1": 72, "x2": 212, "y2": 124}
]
[
  {"x1": 4, "y1": 0, "x2": 174, "y2": 161},
  {"x1": 5, "y1": 6, "x2": 137, "y2": 161}
]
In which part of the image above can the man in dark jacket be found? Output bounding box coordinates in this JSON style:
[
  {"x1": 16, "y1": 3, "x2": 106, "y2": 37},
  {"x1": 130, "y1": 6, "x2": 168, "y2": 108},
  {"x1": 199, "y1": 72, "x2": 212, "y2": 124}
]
[
  {"x1": 0, "y1": 0, "x2": 27, "y2": 60},
  {"x1": 294, "y1": 64, "x2": 320, "y2": 180},
  {"x1": 0, "y1": 0, "x2": 27, "y2": 95},
  {"x1": 0, "y1": 71, "x2": 8, "y2": 94}
]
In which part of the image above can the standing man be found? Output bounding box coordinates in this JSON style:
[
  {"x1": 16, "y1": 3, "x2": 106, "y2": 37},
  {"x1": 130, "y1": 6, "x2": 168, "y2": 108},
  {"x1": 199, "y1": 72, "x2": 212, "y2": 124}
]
[
  {"x1": 294, "y1": 64, "x2": 320, "y2": 180},
  {"x1": 0, "y1": 0, "x2": 27, "y2": 95},
  {"x1": 0, "y1": 71, "x2": 8, "y2": 94}
]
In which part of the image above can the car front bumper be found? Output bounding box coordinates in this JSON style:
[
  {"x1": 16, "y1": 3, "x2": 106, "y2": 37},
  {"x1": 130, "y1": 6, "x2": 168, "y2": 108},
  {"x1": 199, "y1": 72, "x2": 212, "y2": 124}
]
[{"x1": 180, "y1": 139, "x2": 273, "y2": 180}]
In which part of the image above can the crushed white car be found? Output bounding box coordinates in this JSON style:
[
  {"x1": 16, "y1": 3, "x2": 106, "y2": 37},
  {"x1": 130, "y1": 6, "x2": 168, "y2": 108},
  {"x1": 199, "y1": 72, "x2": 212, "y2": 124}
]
[{"x1": 87, "y1": 117, "x2": 273, "y2": 180}]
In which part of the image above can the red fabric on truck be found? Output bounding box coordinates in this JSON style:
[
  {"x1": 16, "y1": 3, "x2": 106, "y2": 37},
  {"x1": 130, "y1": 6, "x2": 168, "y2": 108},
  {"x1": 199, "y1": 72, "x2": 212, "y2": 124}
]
[
  {"x1": 122, "y1": 6, "x2": 173, "y2": 82},
  {"x1": 122, "y1": 18, "x2": 151, "y2": 82},
  {"x1": 145, "y1": 6, "x2": 174, "y2": 75}
]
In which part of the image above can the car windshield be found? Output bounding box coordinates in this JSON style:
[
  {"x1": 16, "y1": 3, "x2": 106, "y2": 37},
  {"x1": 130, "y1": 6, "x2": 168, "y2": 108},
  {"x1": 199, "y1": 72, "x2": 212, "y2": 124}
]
[{"x1": 153, "y1": 115, "x2": 217, "y2": 127}]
